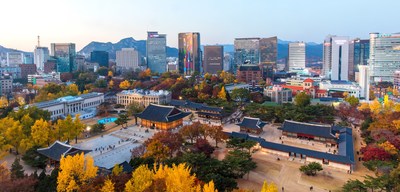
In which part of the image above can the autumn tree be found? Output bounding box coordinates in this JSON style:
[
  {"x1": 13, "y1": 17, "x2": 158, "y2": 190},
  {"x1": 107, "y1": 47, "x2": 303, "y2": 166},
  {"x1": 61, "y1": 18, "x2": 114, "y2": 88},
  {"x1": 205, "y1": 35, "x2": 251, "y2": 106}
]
[
  {"x1": 73, "y1": 114, "x2": 85, "y2": 143},
  {"x1": 260, "y1": 180, "x2": 278, "y2": 192},
  {"x1": 145, "y1": 131, "x2": 183, "y2": 157},
  {"x1": 3, "y1": 117, "x2": 27, "y2": 154},
  {"x1": 194, "y1": 138, "x2": 215, "y2": 157},
  {"x1": 57, "y1": 153, "x2": 98, "y2": 192},
  {"x1": 294, "y1": 92, "x2": 311, "y2": 107},
  {"x1": 143, "y1": 140, "x2": 170, "y2": 162},
  {"x1": 361, "y1": 145, "x2": 392, "y2": 161},
  {"x1": 56, "y1": 115, "x2": 74, "y2": 142},
  {"x1": 218, "y1": 86, "x2": 227, "y2": 101},
  {"x1": 31, "y1": 119, "x2": 53, "y2": 147},
  {"x1": 101, "y1": 179, "x2": 115, "y2": 192},
  {"x1": 207, "y1": 125, "x2": 226, "y2": 147},
  {"x1": 119, "y1": 80, "x2": 131, "y2": 90},
  {"x1": 203, "y1": 181, "x2": 218, "y2": 192},
  {"x1": 112, "y1": 164, "x2": 123, "y2": 176},
  {"x1": 180, "y1": 122, "x2": 204, "y2": 144},
  {"x1": 125, "y1": 165, "x2": 153, "y2": 192}
]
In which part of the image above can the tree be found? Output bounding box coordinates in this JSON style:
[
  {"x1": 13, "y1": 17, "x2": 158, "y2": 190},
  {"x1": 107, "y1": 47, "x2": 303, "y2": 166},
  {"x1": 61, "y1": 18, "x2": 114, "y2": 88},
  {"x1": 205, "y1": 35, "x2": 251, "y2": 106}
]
[
  {"x1": 344, "y1": 95, "x2": 360, "y2": 107},
  {"x1": 145, "y1": 131, "x2": 183, "y2": 157},
  {"x1": 31, "y1": 119, "x2": 53, "y2": 147},
  {"x1": 226, "y1": 138, "x2": 257, "y2": 154},
  {"x1": 194, "y1": 138, "x2": 215, "y2": 157},
  {"x1": 108, "y1": 80, "x2": 114, "y2": 90},
  {"x1": 57, "y1": 153, "x2": 98, "y2": 192},
  {"x1": 218, "y1": 86, "x2": 227, "y2": 101},
  {"x1": 342, "y1": 179, "x2": 367, "y2": 192},
  {"x1": 294, "y1": 92, "x2": 311, "y2": 107},
  {"x1": 101, "y1": 179, "x2": 115, "y2": 192},
  {"x1": 112, "y1": 164, "x2": 123, "y2": 176},
  {"x1": 299, "y1": 162, "x2": 323, "y2": 176},
  {"x1": 223, "y1": 149, "x2": 257, "y2": 178},
  {"x1": 115, "y1": 114, "x2": 129, "y2": 128},
  {"x1": 361, "y1": 145, "x2": 392, "y2": 161},
  {"x1": 260, "y1": 180, "x2": 278, "y2": 192},
  {"x1": 119, "y1": 80, "x2": 131, "y2": 90},
  {"x1": 231, "y1": 88, "x2": 250, "y2": 103},
  {"x1": 207, "y1": 126, "x2": 226, "y2": 147},
  {"x1": 73, "y1": 114, "x2": 85, "y2": 143},
  {"x1": 203, "y1": 180, "x2": 217, "y2": 192},
  {"x1": 180, "y1": 122, "x2": 204, "y2": 144},
  {"x1": 143, "y1": 140, "x2": 170, "y2": 162},
  {"x1": 379, "y1": 141, "x2": 398, "y2": 155},
  {"x1": 125, "y1": 165, "x2": 153, "y2": 192},
  {"x1": 126, "y1": 102, "x2": 144, "y2": 116},
  {"x1": 10, "y1": 158, "x2": 25, "y2": 180},
  {"x1": 4, "y1": 118, "x2": 26, "y2": 154},
  {"x1": 56, "y1": 115, "x2": 75, "y2": 142},
  {"x1": 369, "y1": 99, "x2": 382, "y2": 114}
]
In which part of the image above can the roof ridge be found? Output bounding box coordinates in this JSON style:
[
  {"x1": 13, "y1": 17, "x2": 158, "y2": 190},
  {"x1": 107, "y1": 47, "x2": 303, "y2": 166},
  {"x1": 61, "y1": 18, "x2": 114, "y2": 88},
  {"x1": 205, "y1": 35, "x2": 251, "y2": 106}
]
[
  {"x1": 149, "y1": 103, "x2": 174, "y2": 108},
  {"x1": 284, "y1": 120, "x2": 331, "y2": 128},
  {"x1": 243, "y1": 116, "x2": 260, "y2": 120}
]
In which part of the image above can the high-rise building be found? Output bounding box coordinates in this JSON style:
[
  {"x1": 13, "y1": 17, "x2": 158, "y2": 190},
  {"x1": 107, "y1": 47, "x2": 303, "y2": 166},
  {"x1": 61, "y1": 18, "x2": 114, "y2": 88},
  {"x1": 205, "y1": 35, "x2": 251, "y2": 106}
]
[
  {"x1": 288, "y1": 42, "x2": 306, "y2": 72},
  {"x1": 358, "y1": 65, "x2": 370, "y2": 100},
  {"x1": 6, "y1": 52, "x2": 24, "y2": 67},
  {"x1": 259, "y1": 37, "x2": 277, "y2": 80},
  {"x1": 178, "y1": 32, "x2": 201, "y2": 75},
  {"x1": 147, "y1": 32, "x2": 167, "y2": 74},
  {"x1": 369, "y1": 33, "x2": 400, "y2": 83},
  {"x1": 322, "y1": 35, "x2": 334, "y2": 79},
  {"x1": 331, "y1": 36, "x2": 350, "y2": 81},
  {"x1": 90, "y1": 51, "x2": 109, "y2": 68},
  {"x1": 203, "y1": 45, "x2": 223, "y2": 74},
  {"x1": 234, "y1": 38, "x2": 260, "y2": 71},
  {"x1": 34, "y1": 47, "x2": 49, "y2": 71},
  {"x1": 50, "y1": 43, "x2": 76, "y2": 73},
  {"x1": 116, "y1": 48, "x2": 140, "y2": 72},
  {"x1": 352, "y1": 39, "x2": 369, "y2": 81}
]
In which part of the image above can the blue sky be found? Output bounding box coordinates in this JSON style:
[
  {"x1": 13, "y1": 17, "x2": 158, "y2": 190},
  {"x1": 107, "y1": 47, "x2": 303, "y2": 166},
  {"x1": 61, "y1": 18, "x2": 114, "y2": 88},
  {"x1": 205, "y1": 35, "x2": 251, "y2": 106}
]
[{"x1": 1, "y1": 0, "x2": 398, "y2": 51}]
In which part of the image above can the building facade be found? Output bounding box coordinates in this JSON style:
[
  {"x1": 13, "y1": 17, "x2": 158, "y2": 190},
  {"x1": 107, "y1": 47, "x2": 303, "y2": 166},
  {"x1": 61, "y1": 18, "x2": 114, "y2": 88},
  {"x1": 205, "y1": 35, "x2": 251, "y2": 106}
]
[
  {"x1": 264, "y1": 85, "x2": 292, "y2": 104},
  {"x1": 116, "y1": 89, "x2": 171, "y2": 107},
  {"x1": 259, "y1": 37, "x2": 277, "y2": 79},
  {"x1": 31, "y1": 92, "x2": 104, "y2": 120},
  {"x1": 34, "y1": 47, "x2": 50, "y2": 71},
  {"x1": 136, "y1": 104, "x2": 190, "y2": 130},
  {"x1": 19, "y1": 64, "x2": 37, "y2": 79},
  {"x1": 50, "y1": 43, "x2": 76, "y2": 73},
  {"x1": 90, "y1": 51, "x2": 109, "y2": 68},
  {"x1": 178, "y1": 32, "x2": 201, "y2": 76},
  {"x1": 394, "y1": 70, "x2": 400, "y2": 90},
  {"x1": 358, "y1": 65, "x2": 370, "y2": 100},
  {"x1": 237, "y1": 117, "x2": 266, "y2": 135},
  {"x1": 288, "y1": 42, "x2": 306, "y2": 72},
  {"x1": 236, "y1": 65, "x2": 262, "y2": 84},
  {"x1": 203, "y1": 45, "x2": 223, "y2": 74},
  {"x1": 330, "y1": 37, "x2": 350, "y2": 81},
  {"x1": 352, "y1": 39, "x2": 369, "y2": 81},
  {"x1": 0, "y1": 77, "x2": 13, "y2": 96},
  {"x1": 369, "y1": 33, "x2": 400, "y2": 83},
  {"x1": 147, "y1": 32, "x2": 167, "y2": 74},
  {"x1": 6, "y1": 52, "x2": 24, "y2": 67},
  {"x1": 116, "y1": 48, "x2": 140, "y2": 72},
  {"x1": 234, "y1": 38, "x2": 260, "y2": 72}
]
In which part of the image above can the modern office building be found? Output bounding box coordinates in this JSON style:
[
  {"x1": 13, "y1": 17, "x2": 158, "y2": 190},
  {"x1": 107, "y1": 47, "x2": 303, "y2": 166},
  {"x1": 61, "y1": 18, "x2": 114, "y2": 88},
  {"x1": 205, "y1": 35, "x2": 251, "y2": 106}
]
[
  {"x1": 322, "y1": 35, "x2": 334, "y2": 79},
  {"x1": 203, "y1": 45, "x2": 223, "y2": 74},
  {"x1": 116, "y1": 89, "x2": 171, "y2": 107},
  {"x1": 369, "y1": 33, "x2": 400, "y2": 83},
  {"x1": 353, "y1": 39, "x2": 369, "y2": 81},
  {"x1": 116, "y1": 48, "x2": 140, "y2": 72},
  {"x1": 178, "y1": 32, "x2": 201, "y2": 75},
  {"x1": 330, "y1": 36, "x2": 350, "y2": 81},
  {"x1": 147, "y1": 32, "x2": 167, "y2": 74},
  {"x1": 6, "y1": 52, "x2": 24, "y2": 67},
  {"x1": 234, "y1": 38, "x2": 260, "y2": 72},
  {"x1": 358, "y1": 65, "x2": 370, "y2": 100},
  {"x1": 236, "y1": 65, "x2": 262, "y2": 84},
  {"x1": 0, "y1": 76, "x2": 13, "y2": 96},
  {"x1": 34, "y1": 47, "x2": 50, "y2": 71},
  {"x1": 288, "y1": 42, "x2": 306, "y2": 72},
  {"x1": 19, "y1": 64, "x2": 37, "y2": 79},
  {"x1": 259, "y1": 37, "x2": 278, "y2": 79},
  {"x1": 263, "y1": 85, "x2": 292, "y2": 104},
  {"x1": 50, "y1": 43, "x2": 76, "y2": 73},
  {"x1": 90, "y1": 51, "x2": 109, "y2": 67}
]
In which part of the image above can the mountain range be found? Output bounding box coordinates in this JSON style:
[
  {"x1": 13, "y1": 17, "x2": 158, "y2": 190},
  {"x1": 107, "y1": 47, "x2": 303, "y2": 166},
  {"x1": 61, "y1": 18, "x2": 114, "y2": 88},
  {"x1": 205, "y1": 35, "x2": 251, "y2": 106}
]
[{"x1": 0, "y1": 37, "x2": 323, "y2": 61}]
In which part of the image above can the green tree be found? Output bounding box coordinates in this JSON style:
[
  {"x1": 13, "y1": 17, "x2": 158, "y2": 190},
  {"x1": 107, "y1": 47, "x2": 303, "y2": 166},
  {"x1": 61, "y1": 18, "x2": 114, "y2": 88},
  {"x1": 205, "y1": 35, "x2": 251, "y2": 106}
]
[
  {"x1": 231, "y1": 88, "x2": 250, "y2": 103},
  {"x1": 115, "y1": 114, "x2": 129, "y2": 128},
  {"x1": 223, "y1": 149, "x2": 257, "y2": 179},
  {"x1": 342, "y1": 179, "x2": 367, "y2": 192},
  {"x1": 299, "y1": 162, "x2": 323, "y2": 176},
  {"x1": 126, "y1": 102, "x2": 144, "y2": 117},
  {"x1": 345, "y1": 95, "x2": 360, "y2": 107},
  {"x1": 11, "y1": 158, "x2": 25, "y2": 179},
  {"x1": 294, "y1": 92, "x2": 311, "y2": 107}
]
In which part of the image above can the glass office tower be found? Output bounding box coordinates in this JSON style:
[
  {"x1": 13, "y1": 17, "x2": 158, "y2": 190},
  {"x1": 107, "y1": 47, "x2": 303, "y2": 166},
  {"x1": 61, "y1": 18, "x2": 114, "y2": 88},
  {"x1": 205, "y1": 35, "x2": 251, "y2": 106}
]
[
  {"x1": 147, "y1": 32, "x2": 167, "y2": 74},
  {"x1": 178, "y1": 32, "x2": 201, "y2": 75},
  {"x1": 51, "y1": 43, "x2": 76, "y2": 73}
]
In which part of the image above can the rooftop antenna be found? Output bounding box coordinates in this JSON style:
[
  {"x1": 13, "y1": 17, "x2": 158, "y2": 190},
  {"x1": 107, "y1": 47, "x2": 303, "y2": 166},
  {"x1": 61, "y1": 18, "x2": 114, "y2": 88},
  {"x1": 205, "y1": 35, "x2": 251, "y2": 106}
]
[{"x1": 37, "y1": 35, "x2": 40, "y2": 47}]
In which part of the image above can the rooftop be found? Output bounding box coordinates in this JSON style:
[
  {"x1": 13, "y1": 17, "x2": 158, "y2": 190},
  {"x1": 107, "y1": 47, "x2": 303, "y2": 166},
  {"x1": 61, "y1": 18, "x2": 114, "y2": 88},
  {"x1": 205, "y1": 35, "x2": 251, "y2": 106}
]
[
  {"x1": 118, "y1": 89, "x2": 170, "y2": 96},
  {"x1": 136, "y1": 104, "x2": 190, "y2": 122},
  {"x1": 236, "y1": 117, "x2": 267, "y2": 130},
  {"x1": 37, "y1": 141, "x2": 91, "y2": 161},
  {"x1": 281, "y1": 120, "x2": 336, "y2": 139}
]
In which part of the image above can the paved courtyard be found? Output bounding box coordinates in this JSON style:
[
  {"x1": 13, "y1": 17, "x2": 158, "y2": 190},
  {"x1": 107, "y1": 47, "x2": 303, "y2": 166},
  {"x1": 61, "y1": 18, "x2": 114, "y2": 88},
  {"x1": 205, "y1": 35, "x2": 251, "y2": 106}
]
[{"x1": 75, "y1": 125, "x2": 155, "y2": 169}]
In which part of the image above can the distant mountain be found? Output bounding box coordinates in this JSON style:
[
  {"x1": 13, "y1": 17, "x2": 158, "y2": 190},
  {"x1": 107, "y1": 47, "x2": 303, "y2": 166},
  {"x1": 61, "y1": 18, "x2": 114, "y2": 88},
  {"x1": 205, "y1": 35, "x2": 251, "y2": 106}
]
[
  {"x1": 0, "y1": 45, "x2": 28, "y2": 54},
  {"x1": 79, "y1": 37, "x2": 178, "y2": 59}
]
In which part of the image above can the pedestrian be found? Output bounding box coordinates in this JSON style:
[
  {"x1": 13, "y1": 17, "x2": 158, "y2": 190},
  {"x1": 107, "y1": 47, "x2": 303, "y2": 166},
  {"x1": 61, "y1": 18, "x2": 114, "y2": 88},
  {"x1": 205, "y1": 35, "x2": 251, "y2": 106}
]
[
  {"x1": 310, "y1": 186, "x2": 313, "y2": 191},
  {"x1": 282, "y1": 187, "x2": 284, "y2": 192}
]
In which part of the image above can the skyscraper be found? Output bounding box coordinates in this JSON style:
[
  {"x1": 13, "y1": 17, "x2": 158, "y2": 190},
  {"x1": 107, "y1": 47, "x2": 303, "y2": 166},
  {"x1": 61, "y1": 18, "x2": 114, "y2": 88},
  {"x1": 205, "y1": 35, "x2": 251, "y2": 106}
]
[
  {"x1": 353, "y1": 39, "x2": 369, "y2": 81},
  {"x1": 178, "y1": 32, "x2": 201, "y2": 75},
  {"x1": 288, "y1": 42, "x2": 306, "y2": 72},
  {"x1": 203, "y1": 45, "x2": 223, "y2": 74},
  {"x1": 234, "y1": 38, "x2": 260, "y2": 70},
  {"x1": 322, "y1": 35, "x2": 334, "y2": 79},
  {"x1": 358, "y1": 65, "x2": 370, "y2": 100},
  {"x1": 90, "y1": 51, "x2": 109, "y2": 67},
  {"x1": 50, "y1": 43, "x2": 76, "y2": 73},
  {"x1": 259, "y1": 37, "x2": 277, "y2": 80},
  {"x1": 116, "y1": 48, "x2": 140, "y2": 72},
  {"x1": 331, "y1": 36, "x2": 350, "y2": 81},
  {"x1": 369, "y1": 32, "x2": 400, "y2": 83},
  {"x1": 34, "y1": 47, "x2": 50, "y2": 71},
  {"x1": 147, "y1": 32, "x2": 167, "y2": 74}
]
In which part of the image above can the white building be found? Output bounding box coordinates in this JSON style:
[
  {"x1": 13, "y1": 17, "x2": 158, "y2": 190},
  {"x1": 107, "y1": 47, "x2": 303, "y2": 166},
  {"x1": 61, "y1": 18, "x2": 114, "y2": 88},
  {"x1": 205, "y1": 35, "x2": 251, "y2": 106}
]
[
  {"x1": 263, "y1": 85, "x2": 292, "y2": 104},
  {"x1": 322, "y1": 35, "x2": 334, "y2": 79},
  {"x1": 6, "y1": 52, "x2": 24, "y2": 67},
  {"x1": 358, "y1": 65, "x2": 370, "y2": 100},
  {"x1": 116, "y1": 48, "x2": 140, "y2": 72},
  {"x1": 369, "y1": 33, "x2": 400, "y2": 83},
  {"x1": 30, "y1": 92, "x2": 104, "y2": 120},
  {"x1": 116, "y1": 89, "x2": 171, "y2": 107},
  {"x1": 34, "y1": 47, "x2": 50, "y2": 71},
  {"x1": 331, "y1": 37, "x2": 350, "y2": 81},
  {"x1": 288, "y1": 42, "x2": 306, "y2": 72},
  {"x1": 319, "y1": 81, "x2": 361, "y2": 98}
]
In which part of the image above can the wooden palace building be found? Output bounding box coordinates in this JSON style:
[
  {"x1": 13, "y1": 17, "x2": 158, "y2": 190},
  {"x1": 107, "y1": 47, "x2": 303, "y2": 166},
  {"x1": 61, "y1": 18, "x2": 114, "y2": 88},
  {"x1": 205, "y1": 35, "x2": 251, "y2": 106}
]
[{"x1": 136, "y1": 104, "x2": 191, "y2": 130}]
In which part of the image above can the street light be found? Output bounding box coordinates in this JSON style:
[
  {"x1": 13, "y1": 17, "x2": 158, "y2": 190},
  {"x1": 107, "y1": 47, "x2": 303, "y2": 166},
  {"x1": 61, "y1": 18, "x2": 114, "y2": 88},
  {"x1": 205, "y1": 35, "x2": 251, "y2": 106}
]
[{"x1": 86, "y1": 126, "x2": 91, "y2": 132}]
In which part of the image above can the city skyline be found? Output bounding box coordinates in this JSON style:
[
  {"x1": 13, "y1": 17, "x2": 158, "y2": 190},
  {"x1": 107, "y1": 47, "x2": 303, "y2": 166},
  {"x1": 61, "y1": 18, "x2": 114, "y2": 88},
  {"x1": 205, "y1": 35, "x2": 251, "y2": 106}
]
[{"x1": 1, "y1": 0, "x2": 399, "y2": 52}]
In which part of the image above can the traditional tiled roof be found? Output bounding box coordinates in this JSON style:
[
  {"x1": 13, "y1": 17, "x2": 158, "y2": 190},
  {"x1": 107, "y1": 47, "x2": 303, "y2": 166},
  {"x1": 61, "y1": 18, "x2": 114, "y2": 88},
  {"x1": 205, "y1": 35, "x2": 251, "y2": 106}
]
[
  {"x1": 236, "y1": 117, "x2": 267, "y2": 130},
  {"x1": 37, "y1": 141, "x2": 91, "y2": 161},
  {"x1": 229, "y1": 132, "x2": 354, "y2": 165},
  {"x1": 136, "y1": 104, "x2": 191, "y2": 122},
  {"x1": 281, "y1": 120, "x2": 336, "y2": 139},
  {"x1": 170, "y1": 99, "x2": 222, "y2": 112},
  {"x1": 303, "y1": 78, "x2": 314, "y2": 83}
]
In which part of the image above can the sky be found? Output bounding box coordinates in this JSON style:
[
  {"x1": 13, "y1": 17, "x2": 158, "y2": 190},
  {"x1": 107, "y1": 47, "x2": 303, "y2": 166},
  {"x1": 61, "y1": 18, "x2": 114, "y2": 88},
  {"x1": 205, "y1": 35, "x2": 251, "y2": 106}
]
[{"x1": 1, "y1": 0, "x2": 399, "y2": 52}]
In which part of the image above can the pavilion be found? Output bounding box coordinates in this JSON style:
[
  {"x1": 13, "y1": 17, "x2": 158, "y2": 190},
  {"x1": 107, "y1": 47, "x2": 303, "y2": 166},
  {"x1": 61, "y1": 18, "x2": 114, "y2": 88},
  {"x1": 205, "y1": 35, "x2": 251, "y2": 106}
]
[
  {"x1": 37, "y1": 141, "x2": 91, "y2": 166},
  {"x1": 136, "y1": 104, "x2": 191, "y2": 130}
]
